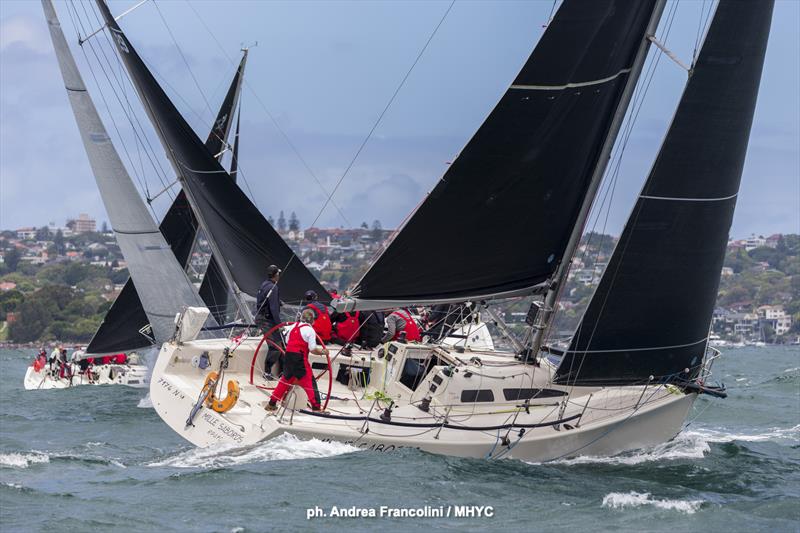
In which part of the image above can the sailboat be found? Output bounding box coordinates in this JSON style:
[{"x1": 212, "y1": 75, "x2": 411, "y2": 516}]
[
  {"x1": 134, "y1": 0, "x2": 770, "y2": 460},
  {"x1": 26, "y1": 0, "x2": 215, "y2": 390}
]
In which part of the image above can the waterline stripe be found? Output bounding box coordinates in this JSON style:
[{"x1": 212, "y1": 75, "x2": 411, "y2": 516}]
[{"x1": 509, "y1": 68, "x2": 631, "y2": 91}]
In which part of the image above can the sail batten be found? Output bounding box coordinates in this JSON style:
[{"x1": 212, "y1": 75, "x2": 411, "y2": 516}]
[
  {"x1": 41, "y1": 0, "x2": 209, "y2": 346},
  {"x1": 348, "y1": 0, "x2": 660, "y2": 307},
  {"x1": 555, "y1": 0, "x2": 774, "y2": 386}
]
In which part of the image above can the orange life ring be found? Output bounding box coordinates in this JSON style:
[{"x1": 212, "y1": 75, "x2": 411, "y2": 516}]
[{"x1": 202, "y1": 371, "x2": 240, "y2": 413}]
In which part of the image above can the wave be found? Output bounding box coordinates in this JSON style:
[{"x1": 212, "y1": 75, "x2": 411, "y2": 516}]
[
  {"x1": 137, "y1": 394, "x2": 153, "y2": 409},
  {"x1": 147, "y1": 434, "x2": 359, "y2": 469},
  {"x1": 544, "y1": 431, "x2": 711, "y2": 466},
  {"x1": 0, "y1": 450, "x2": 126, "y2": 469},
  {"x1": 0, "y1": 452, "x2": 50, "y2": 469},
  {"x1": 602, "y1": 491, "x2": 704, "y2": 514},
  {"x1": 689, "y1": 425, "x2": 800, "y2": 444}
]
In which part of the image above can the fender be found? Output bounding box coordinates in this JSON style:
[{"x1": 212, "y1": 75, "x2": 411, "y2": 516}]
[{"x1": 203, "y1": 371, "x2": 240, "y2": 413}]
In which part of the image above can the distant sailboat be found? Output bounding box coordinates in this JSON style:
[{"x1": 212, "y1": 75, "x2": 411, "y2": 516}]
[{"x1": 146, "y1": 0, "x2": 772, "y2": 459}]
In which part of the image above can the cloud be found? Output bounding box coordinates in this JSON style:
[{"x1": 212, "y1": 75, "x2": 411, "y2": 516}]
[{"x1": 0, "y1": 14, "x2": 50, "y2": 53}]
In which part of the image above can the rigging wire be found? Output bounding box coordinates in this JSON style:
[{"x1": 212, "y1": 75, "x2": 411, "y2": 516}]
[
  {"x1": 152, "y1": 0, "x2": 215, "y2": 122},
  {"x1": 183, "y1": 0, "x2": 351, "y2": 227},
  {"x1": 74, "y1": 0, "x2": 177, "y2": 207},
  {"x1": 65, "y1": 0, "x2": 162, "y2": 220},
  {"x1": 307, "y1": 0, "x2": 457, "y2": 232}
]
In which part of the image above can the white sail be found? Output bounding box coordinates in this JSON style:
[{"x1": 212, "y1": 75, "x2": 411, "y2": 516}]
[{"x1": 41, "y1": 0, "x2": 210, "y2": 343}]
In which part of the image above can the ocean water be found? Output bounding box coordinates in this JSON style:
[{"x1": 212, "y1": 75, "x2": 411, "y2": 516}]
[{"x1": 1, "y1": 346, "x2": 798, "y2": 532}]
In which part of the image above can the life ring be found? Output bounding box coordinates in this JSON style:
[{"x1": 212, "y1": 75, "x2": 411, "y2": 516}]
[{"x1": 202, "y1": 371, "x2": 240, "y2": 413}]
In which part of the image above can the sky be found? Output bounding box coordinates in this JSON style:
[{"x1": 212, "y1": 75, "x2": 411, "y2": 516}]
[{"x1": 0, "y1": 0, "x2": 798, "y2": 240}]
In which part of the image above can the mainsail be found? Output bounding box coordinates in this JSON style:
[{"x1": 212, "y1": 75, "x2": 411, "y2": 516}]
[
  {"x1": 96, "y1": 0, "x2": 328, "y2": 310},
  {"x1": 87, "y1": 54, "x2": 247, "y2": 354},
  {"x1": 347, "y1": 0, "x2": 659, "y2": 307},
  {"x1": 554, "y1": 0, "x2": 774, "y2": 386},
  {"x1": 41, "y1": 0, "x2": 208, "y2": 344}
]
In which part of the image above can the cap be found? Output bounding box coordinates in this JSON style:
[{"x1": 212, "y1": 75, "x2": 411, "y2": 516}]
[
  {"x1": 304, "y1": 290, "x2": 318, "y2": 302},
  {"x1": 266, "y1": 264, "x2": 281, "y2": 278}
]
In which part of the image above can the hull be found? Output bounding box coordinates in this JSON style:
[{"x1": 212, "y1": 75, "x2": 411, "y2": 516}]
[
  {"x1": 24, "y1": 364, "x2": 149, "y2": 390},
  {"x1": 150, "y1": 336, "x2": 697, "y2": 462}
]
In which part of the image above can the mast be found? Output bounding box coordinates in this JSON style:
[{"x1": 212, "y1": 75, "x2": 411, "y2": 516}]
[{"x1": 527, "y1": 0, "x2": 667, "y2": 360}]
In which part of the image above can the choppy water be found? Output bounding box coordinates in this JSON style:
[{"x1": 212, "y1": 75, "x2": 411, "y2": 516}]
[{"x1": 1, "y1": 346, "x2": 798, "y2": 531}]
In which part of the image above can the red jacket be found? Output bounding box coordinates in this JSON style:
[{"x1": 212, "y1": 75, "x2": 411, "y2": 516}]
[
  {"x1": 286, "y1": 323, "x2": 313, "y2": 357},
  {"x1": 306, "y1": 302, "x2": 332, "y2": 341},
  {"x1": 391, "y1": 309, "x2": 421, "y2": 342},
  {"x1": 335, "y1": 311, "x2": 360, "y2": 342}
]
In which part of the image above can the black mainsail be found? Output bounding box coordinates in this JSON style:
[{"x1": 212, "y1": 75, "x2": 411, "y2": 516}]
[
  {"x1": 96, "y1": 1, "x2": 328, "y2": 314},
  {"x1": 87, "y1": 54, "x2": 247, "y2": 354},
  {"x1": 554, "y1": 0, "x2": 774, "y2": 386},
  {"x1": 347, "y1": 0, "x2": 659, "y2": 307}
]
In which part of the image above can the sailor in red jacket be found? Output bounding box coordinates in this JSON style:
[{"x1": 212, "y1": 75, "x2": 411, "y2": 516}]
[
  {"x1": 332, "y1": 310, "x2": 360, "y2": 344},
  {"x1": 303, "y1": 290, "x2": 332, "y2": 342},
  {"x1": 265, "y1": 309, "x2": 328, "y2": 412},
  {"x1": 382, "y1": 308, "x2": 422, "y2": 343}
]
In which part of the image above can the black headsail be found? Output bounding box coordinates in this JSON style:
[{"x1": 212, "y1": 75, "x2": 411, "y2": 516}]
[
  {"x1": 96, "y1": 1, "x2": 328, "y2": 312},
  {"x1": 346, "y1": 0, "x2": 659, "y2": 308},
  {"x1": 554, "y1": 0, "x2": 774, "y2": 386},
  {"x1": 87, "y1": 54, "x2": 246, "y2": 354}
]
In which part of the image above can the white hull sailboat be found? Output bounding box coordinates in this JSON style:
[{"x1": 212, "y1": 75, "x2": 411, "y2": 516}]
[
  {"x1": 149, "y1": 331, "x2": 704, "y2": 459},
  {"x1": 92, "y1": 0, "x2": 770, "y2": 462},
  {"x1": 24, "y1": 361, "x2": 149, "y2": 390}
]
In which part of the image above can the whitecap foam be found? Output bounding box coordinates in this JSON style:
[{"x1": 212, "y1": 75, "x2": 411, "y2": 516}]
[
  {"x1": 688, "y1": 425, "x2": 800, "y2": 444},
  {"x1": 783, "y1": 367, "x2": 799, "y2": 373},
  {"x1": 544, "y1": 431, "x2": 710, "y2": 466},
  {"x1": 147, "y1": 434, "x2": 359, "y2": 469},
  {"x1": 602, "y1": 491, "x2": 703, "y2": 514},
  {"x1": 137, "y1": 394, "x2": 153, "y2": 409},
  {"x1": 0, "y1": 452, "x2": 50, "y2": 469}
]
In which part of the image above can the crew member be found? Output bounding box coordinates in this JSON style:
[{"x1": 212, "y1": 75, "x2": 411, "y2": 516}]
[
  {"x1": 303, "y1": 290, "x2": 332, "y2": 342},
  {"x1": 382, "y1": 308, "x2": 421, "y2": 343},
  {"x1": 255, "y1": 264, "x2": 283, "y2": 377},
  {"x1": 332, "y1": 310, "x2": 360, "y2": 344},
  {"x1": 265, "y1": 309, "x2": 328, "y2": 412},
  {"x1": 359, "y1": 311, "x2": 384, "y2": 349},
  {"x1": 49, "y1": 345, "x2": 61, "y2": 373}
]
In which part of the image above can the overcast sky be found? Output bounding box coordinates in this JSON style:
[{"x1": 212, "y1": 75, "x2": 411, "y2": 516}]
[{"x1": 1, "y1": 0, "x2": 797, "y2": 239}]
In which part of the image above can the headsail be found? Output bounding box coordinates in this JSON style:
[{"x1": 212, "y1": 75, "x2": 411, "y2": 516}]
[
  {"x1": 554, "y1": 0, "x2": 774, "y2": 386},
  {"x1": 41, "y1": 0, "x2": 209, "y2": 344},
  {"x1": 96, "y1": 0, "x2": 328, "y2": 308},
  {"x1": 87, "y1": 54, "x2": 246, "y2": 354},
  {"x1": 346, "y1": 0, "x2": 659, "y2": 308}
]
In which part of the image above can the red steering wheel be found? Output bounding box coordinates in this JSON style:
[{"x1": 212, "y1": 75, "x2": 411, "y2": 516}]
[{"x1": 249, "y1": 322, "x2": 332, "y2": 411}]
